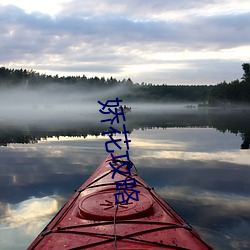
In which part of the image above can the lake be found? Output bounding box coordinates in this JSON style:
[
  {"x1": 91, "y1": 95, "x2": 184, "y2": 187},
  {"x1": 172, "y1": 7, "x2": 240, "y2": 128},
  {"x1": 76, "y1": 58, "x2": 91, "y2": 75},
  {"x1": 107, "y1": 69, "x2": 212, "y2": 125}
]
[{"x1": 0, "y1": 104, "x2": 250, "y2": 249}]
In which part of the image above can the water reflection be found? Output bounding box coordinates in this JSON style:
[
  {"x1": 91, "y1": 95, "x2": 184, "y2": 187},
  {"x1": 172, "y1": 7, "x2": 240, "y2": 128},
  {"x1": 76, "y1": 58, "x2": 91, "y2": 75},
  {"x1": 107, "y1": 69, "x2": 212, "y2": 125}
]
[
  {"x1": 0, "y1": 196, "x2": 62, "y2": 250},
  {"x1": 1, "y1": 196, "x2": 59, "y2": 228},
  {"x1": 0, "y1": 108, "x2": 250, "y2": 249},
  {"x1": 0, "y1": 107, "x2": 250, "y2": 149}
]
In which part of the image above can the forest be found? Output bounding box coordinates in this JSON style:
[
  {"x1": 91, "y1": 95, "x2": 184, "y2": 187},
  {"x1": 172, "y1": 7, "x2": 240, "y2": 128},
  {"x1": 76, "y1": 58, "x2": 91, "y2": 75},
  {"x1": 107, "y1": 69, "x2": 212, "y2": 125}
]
[{"x1": 0, "y1": 63, "x2": 249, "y2": 104}]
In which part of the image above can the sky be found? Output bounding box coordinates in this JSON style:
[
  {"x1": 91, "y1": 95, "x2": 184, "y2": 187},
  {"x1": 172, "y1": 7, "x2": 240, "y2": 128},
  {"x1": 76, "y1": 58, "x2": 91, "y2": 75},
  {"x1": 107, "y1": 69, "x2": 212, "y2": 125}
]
[{"x1": 0, "y1": 0, "x2": 250, "y2": 85}]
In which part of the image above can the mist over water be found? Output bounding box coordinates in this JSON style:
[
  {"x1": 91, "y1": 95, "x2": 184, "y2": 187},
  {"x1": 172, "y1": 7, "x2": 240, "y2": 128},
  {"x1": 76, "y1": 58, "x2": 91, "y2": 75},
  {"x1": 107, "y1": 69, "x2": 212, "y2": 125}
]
[
  {"x1": 0, "y1": 84, "x2": 197, "y2": 125},
  {"x1": 0, "y1": 85, "x2": 98, "y2": 122}
]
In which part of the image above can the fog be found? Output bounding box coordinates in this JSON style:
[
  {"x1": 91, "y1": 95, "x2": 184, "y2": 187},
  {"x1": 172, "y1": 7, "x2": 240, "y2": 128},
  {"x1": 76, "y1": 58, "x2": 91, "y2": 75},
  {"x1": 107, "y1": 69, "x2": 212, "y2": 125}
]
[
  {"x1": 0, "y1": 85, "x2": 123, "y2": 124},
  {"x1": 0, "y1": 85, "x2": 195, "y2": 125}
]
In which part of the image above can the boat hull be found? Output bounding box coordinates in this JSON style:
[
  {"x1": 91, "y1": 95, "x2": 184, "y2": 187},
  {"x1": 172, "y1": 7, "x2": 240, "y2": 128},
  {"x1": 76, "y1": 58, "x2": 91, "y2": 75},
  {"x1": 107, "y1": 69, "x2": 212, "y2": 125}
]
[{"x1": 28, "y1": 153, "x2": 213, "y2": 249}]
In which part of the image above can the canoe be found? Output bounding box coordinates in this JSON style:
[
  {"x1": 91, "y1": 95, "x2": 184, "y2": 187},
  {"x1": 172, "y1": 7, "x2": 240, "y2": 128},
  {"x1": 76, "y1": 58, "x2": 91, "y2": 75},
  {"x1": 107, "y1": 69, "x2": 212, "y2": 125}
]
[
  {"x1": 28, "y1": 153, "x2": 213, "y2": 249},
  {"x1": 117, "y1": 106, "x2": 132, "y2": 114}
]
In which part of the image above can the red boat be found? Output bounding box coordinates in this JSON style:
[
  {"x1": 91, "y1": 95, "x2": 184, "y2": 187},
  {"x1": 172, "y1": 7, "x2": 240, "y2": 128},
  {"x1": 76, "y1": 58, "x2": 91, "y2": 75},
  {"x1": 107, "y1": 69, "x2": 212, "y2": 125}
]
[{"x1": 28, "y1": 153, "x2": 213, "y2": 249}]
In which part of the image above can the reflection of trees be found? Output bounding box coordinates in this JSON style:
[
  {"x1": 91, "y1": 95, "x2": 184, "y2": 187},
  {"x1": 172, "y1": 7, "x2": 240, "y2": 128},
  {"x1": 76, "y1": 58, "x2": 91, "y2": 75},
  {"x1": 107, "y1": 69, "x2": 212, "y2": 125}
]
[
  {"x1": 0, "y1": 133, "x2": 35, "y2": 146},
  {"x1": 0, "y1": 109, "x2": 250, "y2": 149},
  {"x1": 0, "y1": 123, "x2": 107, "y2": 146},
  {"x1": 241, "y1": 133, "x2": 250, "y2": 149},
  {"x1": 126, "y1": 109, "x2": 250, "y2": 149}
]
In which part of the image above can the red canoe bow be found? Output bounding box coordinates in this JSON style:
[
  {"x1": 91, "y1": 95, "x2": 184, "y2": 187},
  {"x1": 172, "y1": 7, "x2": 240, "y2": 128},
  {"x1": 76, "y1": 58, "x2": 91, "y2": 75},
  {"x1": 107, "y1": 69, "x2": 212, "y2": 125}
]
[{"x1": 28, "y1": 153, "x2": 213, "y2": 249}]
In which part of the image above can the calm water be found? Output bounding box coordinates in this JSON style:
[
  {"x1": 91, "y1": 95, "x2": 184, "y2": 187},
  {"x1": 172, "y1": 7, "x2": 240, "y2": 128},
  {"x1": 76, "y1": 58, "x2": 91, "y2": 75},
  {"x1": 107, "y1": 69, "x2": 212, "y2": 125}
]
[{"x1": 0, "y1": 105, "x2": 250, "y2": 249}]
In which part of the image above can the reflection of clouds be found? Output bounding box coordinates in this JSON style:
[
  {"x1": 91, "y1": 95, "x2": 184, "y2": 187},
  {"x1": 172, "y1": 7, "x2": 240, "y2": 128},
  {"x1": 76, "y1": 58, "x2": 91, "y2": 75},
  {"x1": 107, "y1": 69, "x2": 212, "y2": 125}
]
[
  {"x1": 3, "y1": 139, "x2": 107, "y2": 178},
  {"x1": 157, "y1": 186, "x2": 250, "y2": 216},
  {"x1": 132, "y1": 155, "x2": 250, "y2": 205},
  {"x1": 0, "y1": 140, "x2": 108, "y2": 204},
  {"x1": 131, "y1": 140, "x2": 186, "y2": 150},
  {"x1": 130, "y1": 149, "x2": 250, "y2": 169},
  {"x1": 157, "y1": 186, "x2": 250, "y2": 249},
  {"x1": 0, "y1": 196, "x2": 62, "y2": 250},
  {"x1": 0, "y1": 127, "x2": 249, "y2": 250},
  {"x1": 129, "y1": 128, "x2": 249, "y2": 166},
  {"x1": 130, "y1": 127, "x2": 243, "y2": 152},
  {"x1": 154, "y1": 150, "x2": 250, "y2": 166},
  {"x1": 194, "y1": 224, "x2": 250, "y2": 250},
  {"x1": 0, "y1": 196, "x2": 59, "y2": 230}
]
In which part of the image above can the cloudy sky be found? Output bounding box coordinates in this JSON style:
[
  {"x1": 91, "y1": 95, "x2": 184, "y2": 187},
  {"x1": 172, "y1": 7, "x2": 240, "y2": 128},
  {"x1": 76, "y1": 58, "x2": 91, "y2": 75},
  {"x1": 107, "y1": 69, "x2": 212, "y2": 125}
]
[{"x1": 0, "y1": 0, "x2": 250, "y2": 85}]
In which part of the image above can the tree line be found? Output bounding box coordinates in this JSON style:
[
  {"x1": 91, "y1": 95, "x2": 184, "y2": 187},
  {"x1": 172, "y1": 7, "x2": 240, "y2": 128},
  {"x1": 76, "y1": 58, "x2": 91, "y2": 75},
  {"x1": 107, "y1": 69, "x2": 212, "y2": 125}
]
[
  {"x1": 0, "y1": 63, "x2": 249, "y2": 104},
  {"x1": 208, "y1": 63, "x2": 250, "y2": 105}
]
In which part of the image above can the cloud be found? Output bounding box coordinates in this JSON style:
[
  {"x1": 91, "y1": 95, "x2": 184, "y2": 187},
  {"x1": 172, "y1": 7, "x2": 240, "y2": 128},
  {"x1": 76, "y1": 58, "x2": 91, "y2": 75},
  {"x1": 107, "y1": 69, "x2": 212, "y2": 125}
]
[
  {"x1": 4, "y1": 5, "x2": 247, "y2": 49},
  {"x1": 0, "y1": 1, "x2": 250, "y2": 84},
  {"x1": 58, "y1": 0, "x2": 243, "y2": 19}
]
